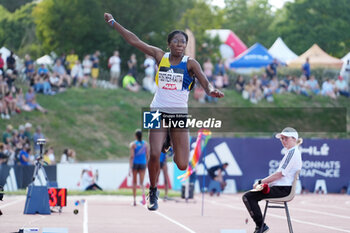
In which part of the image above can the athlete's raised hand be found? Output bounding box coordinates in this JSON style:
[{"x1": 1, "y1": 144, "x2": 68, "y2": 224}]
[
  {"x1": 104, "y1": 13, "x2": 115, "y2": 26},
  {"x1": 209, "y1": 89, "x2": 224, "y2": 98}
]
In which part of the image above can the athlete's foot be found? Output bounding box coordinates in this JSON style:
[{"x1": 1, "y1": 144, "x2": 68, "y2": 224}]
[{"x1": 147, "y1": 187, "x2": 159, "y2": 211}]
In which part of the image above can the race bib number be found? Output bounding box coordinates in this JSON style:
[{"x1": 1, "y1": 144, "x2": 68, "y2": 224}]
[{"x1": 158, "y1": 67, "x2": 184, "y2": 90}]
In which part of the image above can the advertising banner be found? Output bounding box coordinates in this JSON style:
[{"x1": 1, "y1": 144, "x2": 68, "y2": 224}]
[{"x1": 193, "y1": 138, "x2": 350, "y2": 193}]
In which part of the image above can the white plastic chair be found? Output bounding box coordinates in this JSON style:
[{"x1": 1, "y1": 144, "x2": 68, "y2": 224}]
[{"x1": 259, "y1": 170, "x2": 300, "y2": 233}]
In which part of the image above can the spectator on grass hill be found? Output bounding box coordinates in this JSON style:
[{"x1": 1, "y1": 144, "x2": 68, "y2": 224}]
[
  {"x1": 52, "y1": 59, "x2": 71, "y2": 87},
  {"x1": 0, "y1": 53, "x2": 4, "y2": 72},
  {"x1": 90, "y1": 50, "x2": 100, "y2": 88},
  {"x1": 60, "y1": 148, "x2": 76, "y2": 163},
  {"x1": 142, "y1": 55, "x2": 157, "y2": 94},
  {"x1": 43, "y1": 146, "x2": 56, "y2": 165},
  {"x1": 306, "y1": 75, "x2": 320, "y2": 95},
  {"x1": 82, "y1": 55, "x2": 92, "y2": 87},
  {"x1": 266, "y1": 59, "x2": 278, "y2": 79},
  {"x1": 19, "y1": 145, "x2": 31, "y2": 165},
  {"x1": 108, "y1": 51, "x2": 121, "y2": 87},
  {"x1": 335, "y1": 75, "x2": 350, "y2": 98},
  {"x1": 66, "y1": 49, "x2": 79, "y2": 75},
  {"x1": 123, "y1": 72, "x2": 140, "y2": 92},
  {"x1": 235, "y1": 75, "x2": 245, "y2": 93},
  {"x1": 33, "y1": 126, "x2": 45, "y2": 155},
  {"x1": 0, "y1": 143, "x2": 8, "y2": 164},
  {"x1": 25, "y1": 87, "x2": 48, "y2": 113},
  {"x1": 71, "y1": 60, "x2": 84, "y2": 87},
  {"x1": 25, "y1": 63, "x2": 35, "y2": 83},
  {"x1": 23, "y1": 122, "x2": 32, "y2": 145},
  {"x1": 203, "y1": 58, "x2": 214, "y2": 83},
  {"x1": 16, "y1": 88, "x2": 32, "y2": 112},
  {"x1": 214, "y1": 59, "x2": 228, "y2": 88},
  {"x1": 302, "y1": 57, "x2": 311, "y2": 80},
  {"x1": 128, "y1": 53, "x2": 138, "y2": 79},
  {"x1": 2, "y1": 124, "x2": 13, "y2": 144},
  {"x1": 321, "y1": 78, "x2": 337, "y2": 99},
  {"x1": 6, "y1": 51, "x2": 16, "y2": 73}
]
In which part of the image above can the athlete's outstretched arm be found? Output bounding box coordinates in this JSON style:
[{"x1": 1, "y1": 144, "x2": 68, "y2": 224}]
[
  {"x1": 104, "y1": 13, "x2": 164, "y2": 63},
  {"x1": 188, "y1": 58, "x2": 224, "y2": 98}
]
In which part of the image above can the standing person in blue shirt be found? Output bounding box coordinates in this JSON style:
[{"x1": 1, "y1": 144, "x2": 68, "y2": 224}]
[
  {"x1": 129, "y1": 129, "x2": 149, "y2": 206},
  {"x1": 302, "y1": 57, "x2": 311, "y2": 80},
  {"x1": 104, "y1": 12, "x2": 224, "y2": 211},
  {"x1": 19, "y1": 146, "x2": 31, "y2": 165}
]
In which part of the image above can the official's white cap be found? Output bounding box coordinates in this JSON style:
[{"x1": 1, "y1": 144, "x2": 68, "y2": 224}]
[{"x1": 275, "y1": 127, "x2": 298, "y2": 140}]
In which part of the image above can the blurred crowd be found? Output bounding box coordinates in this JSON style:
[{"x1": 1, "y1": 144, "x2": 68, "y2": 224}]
[
  {"x1": 194, "y1": 58, "x2": 350, "y2": 104},
  {"x1": 235, "y1": 59, "x2": 349, "y2": 104},
  {"x1": 0, "y1": 122, "x2": 76, "y2": 166}
]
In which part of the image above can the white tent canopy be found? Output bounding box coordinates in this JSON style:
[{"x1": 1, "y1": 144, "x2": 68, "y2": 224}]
[
  {"x1": 36, "y1": 55, "x2": 54, "y2": 66},
  {"x1": 268, "y1": 37, "x2": 298, "y2": 63},
  {"x1": 0, "y1": 46, "x2": 11, "y2": 62},
  {"x1": 340, "y1": 52, "x2": 350, "y2": 76},
  {"x1": 342, "y1": 52, "x2": 350, "y2": 62}
]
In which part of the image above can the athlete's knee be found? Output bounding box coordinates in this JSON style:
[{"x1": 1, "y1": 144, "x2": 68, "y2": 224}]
[
  {"x1": 176, "y1": 161, "x2": 188, "y2": 170},
  {"x1": 149, "y1": 153, "x2": 159, "y2": 162}
]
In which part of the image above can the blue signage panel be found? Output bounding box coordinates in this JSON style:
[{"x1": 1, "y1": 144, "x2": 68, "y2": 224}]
[{"x1": 196, "y1": 138, "x2": 350, "y2": 193}]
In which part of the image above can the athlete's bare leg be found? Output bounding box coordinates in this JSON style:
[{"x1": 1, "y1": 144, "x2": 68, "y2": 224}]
[
  {"x1": 132, "y1": 169, "x2": 138, "y2": 205},
  {"x1": 148, "y1": 128, "x2": 167, "y2": 187},
  {"x1": 162, "y1": 163, "x2": 169, "y2": 198},
  {"x1": 139, "y1": 168, "x2": 146, "y2": 204},
  {"x1": 170, "y1": 128, "x2": 189, "y2": 170}
]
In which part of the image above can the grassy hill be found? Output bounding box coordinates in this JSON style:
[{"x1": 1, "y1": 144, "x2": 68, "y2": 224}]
[{"x1": 2, "y1": 86, "x2": 349, "y2": 161}]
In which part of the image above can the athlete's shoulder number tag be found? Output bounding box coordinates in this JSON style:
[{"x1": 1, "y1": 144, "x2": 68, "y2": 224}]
[{"x1": 158, "y1": 67, "x2": 184, "y2": 90}]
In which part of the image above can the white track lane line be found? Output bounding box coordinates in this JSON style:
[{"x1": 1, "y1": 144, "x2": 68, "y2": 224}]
[
  {"x1": 153, "y1": 210, "x2": 197, "y2": 233},
  {"x1": 267, "y1": 212, "x2": 350, "y2": 233},
  {"x1": 208, "y1": 200, "x2": 350, "y2": 233},
  {"x1": 142, "y1": 205, "x2": 196, "y2": 233},
  {"x1": 299, "y1": 201, "x2": 350, "y2": 211},
  {"x1": 290, "y1": 207, "x2": 350, "y2": 219},
  {"x1": 0, "y1": 197, "x2": 25, "y2": 209},
  {"x1": 83, "y1": 200, "x2": 88, "y2": 233}
]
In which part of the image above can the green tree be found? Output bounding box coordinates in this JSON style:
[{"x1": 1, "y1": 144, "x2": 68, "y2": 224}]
[
  {"x1": 177, "y1": 1, "x2": 224, "y2": 63},
  {"x1": 33, "y1": 0, "x2": 109, "y2": 57},
  {"x1": 0, "y1": 0, "x2": 33, "y2": 12},
  {"x1": 272, "y1": 0, "x2": 350, "y2": 57},
  {"x1": 101, "y1": 0, "x2": 195, "y2": 69},
  {"x1": 223, "y1": 0, "x2": 274, "y2": 47},
  {"x1": 0, "y1": 3, "x2": 39, "y2": 56},
  {"x1": 33, "y1": 0, "x2": 195, "y2": 71}
]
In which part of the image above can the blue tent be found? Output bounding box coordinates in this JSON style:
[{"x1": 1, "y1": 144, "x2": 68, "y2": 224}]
[{"x1": 229, "y1": 43, "x2": 274, "y2": 68}]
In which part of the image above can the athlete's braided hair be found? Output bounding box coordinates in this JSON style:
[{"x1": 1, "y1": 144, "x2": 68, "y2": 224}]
[{"x1": 167, "y1": 30, "x2": 188, "y2": 44}]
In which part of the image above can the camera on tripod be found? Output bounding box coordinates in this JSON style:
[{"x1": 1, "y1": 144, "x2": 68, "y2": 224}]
[
  {"x1": 37, "y1": 138, "x2": 46, "y2": 145},
  {"x1": 35, "y1": 138, "x2": 46, "y2": 161}
]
